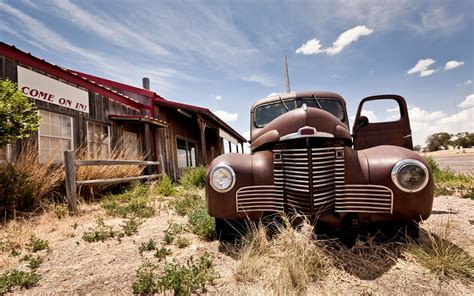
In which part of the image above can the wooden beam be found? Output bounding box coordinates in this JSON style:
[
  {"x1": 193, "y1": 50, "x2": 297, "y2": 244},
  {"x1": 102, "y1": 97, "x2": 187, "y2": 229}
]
[
  {"x1": 76, "y1": 174, "x2": 161, "y2": 186},
  {"x1": 197, "y1": 116, "x2": 207, "y2": 165},
  {"x1": 143, "y1": 123, "x2": 154, "y2": 174},
  {"x1": 75, "y1": 159, "x2": 160, "y2": 166}
]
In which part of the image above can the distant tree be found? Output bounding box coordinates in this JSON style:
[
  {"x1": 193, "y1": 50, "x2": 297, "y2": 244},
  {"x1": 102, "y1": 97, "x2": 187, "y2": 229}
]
[
  {"x1": 452, "y1": 132, "x2": 474, "y2": 148},
  {"x1": 413, "y1": 145, "x2": 421, "y2": 152},
  {"x1": 425, "y1": 132, "x2": 452, "y2": 152},
  {"x1": 0, "y1": 79, "x2": 40, "y2": 146}
]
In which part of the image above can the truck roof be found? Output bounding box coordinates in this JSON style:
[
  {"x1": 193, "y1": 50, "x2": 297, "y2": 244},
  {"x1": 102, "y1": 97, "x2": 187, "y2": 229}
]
[{"x1": 251, "y1": 91, "x2": 347, "y2": 110}]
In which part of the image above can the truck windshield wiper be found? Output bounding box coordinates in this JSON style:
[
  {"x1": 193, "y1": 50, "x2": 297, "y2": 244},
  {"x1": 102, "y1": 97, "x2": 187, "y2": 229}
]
[
  {"x1": 312, "y1": 95, "x2": 323, "y2": 109},
  {"x1": 279, "y1": 96, "x2": 289, "y2": 111}
]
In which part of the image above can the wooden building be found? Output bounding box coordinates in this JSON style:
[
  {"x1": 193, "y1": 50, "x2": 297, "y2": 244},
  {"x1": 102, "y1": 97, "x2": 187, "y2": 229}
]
[{"x1": 0, "y1": 43, "x2": 246, "y2": 179}]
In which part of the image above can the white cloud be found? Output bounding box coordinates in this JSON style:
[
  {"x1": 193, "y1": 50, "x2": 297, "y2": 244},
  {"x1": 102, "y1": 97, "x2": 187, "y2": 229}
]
[
  {"x1": 412, "y1": 6, "x2": 465, "y2": 37},
  {"x1": 267, "y1": 92, "x2": 279, "y2": 97},
  {"x1": 465, "y1": 80, "x2": 473, "y2": 85},
  {"x1": 295, "y1": 38, "x2": 324, "y2": 55},
  {"x1": 443, "y1": 60, "x2": 464, "y2": 71},
  {"x1": 52, "y1": 0, "x2": 170, "y2": 56},
  {"x1": 241, "y1": 75, "x2": 275, "y2": 87},
  {"x1": 215, "y1": 95, "x2": 222, "y2": 100},
  {"x1": 325, "y1": 25, "x2": 374, "y2": 55},
  {"x1": 437, "y1": 108, "x2": 474, "y2": 127},
  {"x1": 408, "y1": 105, "x2": 474, "y2": 146},
  {"x1": 420, "y1": 69, "x2": 438, "y2": 77},
  {"x1": 407, "y1": 58, "x2": 437, "y2": 77},
  {"x1": 296, "y1": 25, "x2": 373, "y2": 56},
  {"x1": 242, "y1": 131, "x2": 251, "y2": 141},
  {"x1": 386, "y1": 106, "x2": 399, "y2": 112},
  {"x1": 213, "y1": 110, "x2": 238, "y2": 122},
  {"x1": 408, "y1": 106, "x2": 445, "y2": 121},
  {"x1": 458, "y1": 94, "x2": 474, "y2": 109},
  {"x1": 361, "y1": 109, "x2": 377, "y2": 122}
]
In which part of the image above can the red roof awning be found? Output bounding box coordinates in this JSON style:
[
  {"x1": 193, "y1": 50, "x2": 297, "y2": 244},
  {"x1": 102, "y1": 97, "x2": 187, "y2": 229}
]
[{"x1": 109, "y1": 115, "x2": 168, "y2": 128}]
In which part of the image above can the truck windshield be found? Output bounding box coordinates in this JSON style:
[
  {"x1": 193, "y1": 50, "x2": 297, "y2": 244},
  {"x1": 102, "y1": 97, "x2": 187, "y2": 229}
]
[{"x1": 254, "y1": 97, "x2": 344, "y2": 128}]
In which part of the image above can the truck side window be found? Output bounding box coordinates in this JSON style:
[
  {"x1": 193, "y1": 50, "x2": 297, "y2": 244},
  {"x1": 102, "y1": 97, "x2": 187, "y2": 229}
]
[{"x1": 359, "y1": 99, "x2": 401, "y2": 123}]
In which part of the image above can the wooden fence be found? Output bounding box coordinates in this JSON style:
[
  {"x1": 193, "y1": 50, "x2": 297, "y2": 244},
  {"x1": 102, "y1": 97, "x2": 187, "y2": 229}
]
[{"x1": 64, "y1": 150, "x2": 162, "y2": 213}]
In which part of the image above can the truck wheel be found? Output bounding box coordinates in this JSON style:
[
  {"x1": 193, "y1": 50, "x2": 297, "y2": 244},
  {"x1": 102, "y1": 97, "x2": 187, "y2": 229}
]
[{"x1": 215, "y1": 218, "x2": 246, "y2": 241}]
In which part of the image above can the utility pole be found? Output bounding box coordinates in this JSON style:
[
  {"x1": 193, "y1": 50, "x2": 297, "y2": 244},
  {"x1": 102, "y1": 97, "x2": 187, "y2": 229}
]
[{"x1": 283, "y1": 55, "x2": 291, "y2": 93}]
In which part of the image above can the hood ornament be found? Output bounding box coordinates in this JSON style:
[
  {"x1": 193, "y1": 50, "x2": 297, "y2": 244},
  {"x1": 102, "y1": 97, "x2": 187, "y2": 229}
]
[
  {"x1": 279, "y1": 126, "x2": 334, "y2": 141},
  {"x1": 302, "y1": 103, "x2": 308, "y2": 111}
]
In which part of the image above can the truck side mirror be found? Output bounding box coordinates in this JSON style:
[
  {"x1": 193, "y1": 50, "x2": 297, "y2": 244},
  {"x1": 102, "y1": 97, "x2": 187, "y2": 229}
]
[{"x1": 352, "y1": 116, "x2": 369, "y2": 137}]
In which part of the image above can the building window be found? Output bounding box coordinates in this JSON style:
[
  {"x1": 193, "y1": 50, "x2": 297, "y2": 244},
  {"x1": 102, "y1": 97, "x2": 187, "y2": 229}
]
[
  {"x1": 223, "y1": 139, "x2": 239, "y2": 154},
  {"x1": 177, "y1": 138, "x2": 196, "y2": 169},
  {"x1": 87, "y1": 122, "x2": 110, "y2": 158},
  {"x1": 38, "y1": 110, "x2": 73, "y2": 163},
  {"x1": 123, "y1": 131, "x2": 142, "y2": 159}
]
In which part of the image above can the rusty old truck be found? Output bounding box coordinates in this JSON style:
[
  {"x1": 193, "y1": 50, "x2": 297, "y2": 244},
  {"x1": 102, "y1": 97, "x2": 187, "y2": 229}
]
[{"x1": 205, "y1": 91, "x2": 434, "y2": 238}]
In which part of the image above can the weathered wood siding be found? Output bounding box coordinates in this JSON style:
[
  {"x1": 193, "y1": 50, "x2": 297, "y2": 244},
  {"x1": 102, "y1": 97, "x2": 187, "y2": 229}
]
[{"x1": 0, "y1": 56, "x2": 142, "y2": 157}]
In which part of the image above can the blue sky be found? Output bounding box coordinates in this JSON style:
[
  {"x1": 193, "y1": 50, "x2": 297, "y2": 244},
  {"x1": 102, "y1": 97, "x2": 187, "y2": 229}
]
[{"x1": 0, "y1": 0, "x2": 472, "y2": 146}]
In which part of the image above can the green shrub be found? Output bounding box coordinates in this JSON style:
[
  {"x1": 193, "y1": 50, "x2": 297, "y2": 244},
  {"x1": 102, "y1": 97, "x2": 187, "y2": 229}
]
[
  {"x1": 163, "y1": 233, "x2": 175, "y2": 245},
  {"x1": 131, "y1": 261, "x2": 157, "y2": 294},
  {"x1": 0, "y1": 164, "x2": 35, "y2": 218},
  {"x1": 425, "y1": 156, "x2": 474, "y2": 197},
  {"x1": 27, "y1": 256, "x2": 44, "y2": 270},
  {"x1": 0, "y1": 79, "x2": 40, "y2": 146},
  {"x1": 28, "y1": 236, "x2": 49, "y2": 253},
  {"x1": 82, "y1": 218, "x2": 116, "y2": 242},
  {"x1": 180, "y1": 166, "x2": 207, "y2": 188},
  {"x1": 188, "y1": 206, "x2": 216, "y2": 240},
  {"x1": 165, "y1": 222, "x2": 185, "y2": 235},
  {"x1": 425, "y1": 156, "x2": 440, "y2": 174},
  {"x1": 169, "y1": 194, "x2": 202, "y2": 216},
  {"x1": 155, "y1": 247, "x2": 172, "y2": 260},
  {"x1": 121, "y1": 218, "x2": 142, "y2": 236},
  {"x1": 101, "y1": 185, "x2": 155, "y2": 219},
  {"x1": 139, "y1": 239, "x2": 157, "y2": 254},
  {"x1": 175, "y1": 237, "x2": 190, "y2": 249},
  {"x1": 156, "y1": 253, "x2": 216, "y2": 295},
  {"x1": 155, "y1": 174, "x2": 176, "y2": 196},
  {"x1": 0, "y1": 270, "x2": 39, "y2": 294}
]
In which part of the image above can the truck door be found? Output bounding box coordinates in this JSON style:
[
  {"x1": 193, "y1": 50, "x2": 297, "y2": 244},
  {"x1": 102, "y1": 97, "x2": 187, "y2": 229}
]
[{"x1": 353, "y1": 95, "x2": 413, "y2": 150}]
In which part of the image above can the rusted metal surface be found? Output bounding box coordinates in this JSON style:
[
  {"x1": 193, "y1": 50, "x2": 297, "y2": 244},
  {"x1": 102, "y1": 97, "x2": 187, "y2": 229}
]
[{"x1": 206, "y1": 91, "x2": 434, "y2": 229}]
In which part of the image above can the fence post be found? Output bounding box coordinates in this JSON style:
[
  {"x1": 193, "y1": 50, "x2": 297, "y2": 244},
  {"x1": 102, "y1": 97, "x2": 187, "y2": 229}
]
[
  {"x1": 64, "y1": 150, "x2": 77, "y2": 213},
  {"x1": 159, "y1": 154, "x2": 165, "y2": 175}
]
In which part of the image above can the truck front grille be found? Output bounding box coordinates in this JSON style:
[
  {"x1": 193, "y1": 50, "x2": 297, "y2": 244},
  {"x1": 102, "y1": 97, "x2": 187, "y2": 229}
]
[
  {"x1": 273, "y1": 147, "x2": 344, "y2": 216},
  {"x1": 235, "y1": 147, "x2": 393, "y2": 215}
]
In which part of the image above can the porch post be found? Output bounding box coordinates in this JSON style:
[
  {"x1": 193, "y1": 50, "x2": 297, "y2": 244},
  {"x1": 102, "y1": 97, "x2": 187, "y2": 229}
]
[{"x1": 197, "y1": 115, "x2": 207, "y2": 165}]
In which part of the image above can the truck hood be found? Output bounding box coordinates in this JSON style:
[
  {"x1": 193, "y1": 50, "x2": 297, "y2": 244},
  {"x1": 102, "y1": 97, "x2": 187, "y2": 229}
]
[{"x1": 251, "y1": 107, "x2": 351, "y2": 151}]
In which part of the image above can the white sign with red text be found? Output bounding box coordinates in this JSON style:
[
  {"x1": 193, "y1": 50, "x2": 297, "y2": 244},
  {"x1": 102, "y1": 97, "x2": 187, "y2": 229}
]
[{"x1": 17, "y1": 66, "x2": 89, "y2": 113}]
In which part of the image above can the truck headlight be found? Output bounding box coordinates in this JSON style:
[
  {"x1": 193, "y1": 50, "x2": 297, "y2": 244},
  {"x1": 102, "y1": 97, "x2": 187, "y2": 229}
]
[
  {"x1": 391, "y1": 159, "x2": 429, "y2": 193},
  {"x1": 210, "y1": 164, "x2": 236, "y2": 193}
]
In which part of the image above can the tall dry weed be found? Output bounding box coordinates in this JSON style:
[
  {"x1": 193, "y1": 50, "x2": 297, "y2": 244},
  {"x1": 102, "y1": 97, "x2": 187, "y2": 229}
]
[
  {"x1": 76, "y1": 142, "x2": 145, "y2": 199},
  {"x1": 234, "y1": 216, "x2": 333, "y2": 294},
  {"x1": 0, "y1": 142, "x2": 64, "y2": 217},
  {"x1": 13, "y1": 142, "x2": 64, "y2": 202},
  {"x1": 406, "y1": 220, "x2": 474, "y2": 284}
]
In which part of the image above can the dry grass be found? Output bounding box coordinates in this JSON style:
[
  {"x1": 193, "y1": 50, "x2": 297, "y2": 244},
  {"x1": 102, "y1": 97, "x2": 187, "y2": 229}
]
[
  {"x1": 233, "y1": 217, "x2": 333, "y2": 295},
  {"x1": 0, "y1": 142, "x2": 64, "y2": 218},
  {"x1": 76, "y1": 143, "x2": 145, "y2": 199},
  {"x1": 13, "y1": 142, "x2": 64, "y2": 202},
  {"x1": 406, "y1": 221, "x2": 474, "y2": 284}
]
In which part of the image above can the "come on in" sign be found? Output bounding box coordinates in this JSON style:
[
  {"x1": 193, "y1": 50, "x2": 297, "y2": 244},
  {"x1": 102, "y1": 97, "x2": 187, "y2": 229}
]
[{"x1": 17, "y1": 66, "x2": 89, "y2": 113}]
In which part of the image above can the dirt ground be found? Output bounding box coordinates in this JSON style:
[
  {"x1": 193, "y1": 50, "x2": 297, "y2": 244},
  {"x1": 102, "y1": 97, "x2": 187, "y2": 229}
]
[{"x1": 1, "y1": 195, "x2": 473, "y2": 295}]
